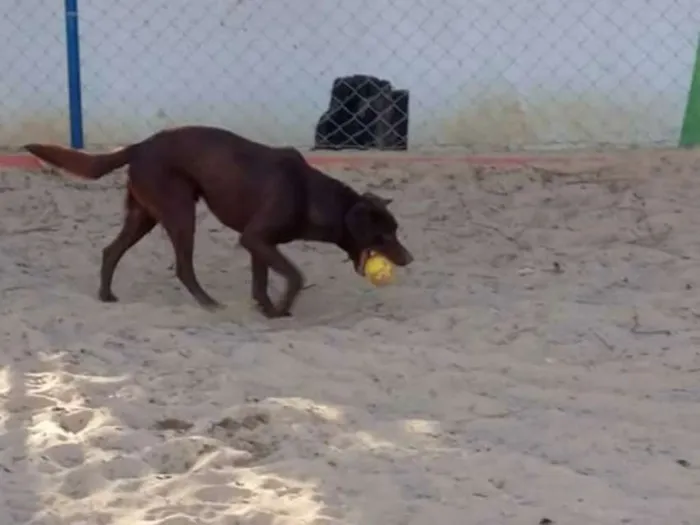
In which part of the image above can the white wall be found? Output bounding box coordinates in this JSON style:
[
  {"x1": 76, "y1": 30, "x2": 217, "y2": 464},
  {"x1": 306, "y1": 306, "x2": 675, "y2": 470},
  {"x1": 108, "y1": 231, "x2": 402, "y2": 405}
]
[
  {"x1": 1, "y1": 0, "x2": 699, "y2": 149},
  {"x1": 0, "y1": 0, "x2": 67, "y2": 146}
]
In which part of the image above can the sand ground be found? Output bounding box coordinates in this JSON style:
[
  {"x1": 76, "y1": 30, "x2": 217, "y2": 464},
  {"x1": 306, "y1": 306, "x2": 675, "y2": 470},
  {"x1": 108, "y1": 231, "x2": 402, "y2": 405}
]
[{"x1": 0, "y1": 150, "x2": 699, "y2": 525}]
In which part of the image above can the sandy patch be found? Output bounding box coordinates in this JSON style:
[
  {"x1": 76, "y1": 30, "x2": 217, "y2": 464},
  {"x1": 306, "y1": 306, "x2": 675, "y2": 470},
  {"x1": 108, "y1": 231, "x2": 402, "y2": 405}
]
[{"x1": 0, "y1": 149, "x2": 699, "y2": 525}]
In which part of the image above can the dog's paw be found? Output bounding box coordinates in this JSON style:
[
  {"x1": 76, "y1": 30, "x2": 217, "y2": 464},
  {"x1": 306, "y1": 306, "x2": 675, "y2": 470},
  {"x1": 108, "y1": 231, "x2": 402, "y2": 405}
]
[
  {"x1": 98, "y1": 290, "x2": 119, "y2": 303},
  {"x1": 255, "y1": 303, "x2": 291, "y2": 319},
  {"x1": 201, "y1": 300, "x2": 225, "y2": 312}
]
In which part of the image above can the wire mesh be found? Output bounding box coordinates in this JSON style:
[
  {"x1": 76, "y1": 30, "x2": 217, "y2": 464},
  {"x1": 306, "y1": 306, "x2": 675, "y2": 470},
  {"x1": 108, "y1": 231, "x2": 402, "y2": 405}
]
[
  {"x1": 1, "y1": 0, "x2": 700, "y2": 151},
  {"x1": 0, "y1": 1, "x2": 68, "y2": 148}
]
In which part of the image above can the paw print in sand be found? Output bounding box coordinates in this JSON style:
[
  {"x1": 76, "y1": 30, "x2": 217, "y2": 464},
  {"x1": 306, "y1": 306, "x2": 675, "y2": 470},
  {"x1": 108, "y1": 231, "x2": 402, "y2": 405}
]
[
  {"x1": 53, "y1": 407, "x2": 96, "y2": 434},
  {"x1": 207, "y1": 411, "x2": 276, "y2": 463}
]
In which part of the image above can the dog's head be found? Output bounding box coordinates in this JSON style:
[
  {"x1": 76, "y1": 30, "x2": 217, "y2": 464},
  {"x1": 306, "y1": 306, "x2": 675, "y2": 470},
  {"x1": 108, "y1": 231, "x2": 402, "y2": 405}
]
[{"x1": 344, "y1": 191, "x2": 413, "y2": 275}]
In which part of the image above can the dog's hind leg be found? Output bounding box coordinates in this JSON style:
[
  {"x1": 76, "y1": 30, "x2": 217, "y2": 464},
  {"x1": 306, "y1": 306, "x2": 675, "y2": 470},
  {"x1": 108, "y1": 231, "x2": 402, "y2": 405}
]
[
  {"x1": 99, "y1": 186, "x2": 157, "y2": 302},
  {"x1": 127, "y1": 165, "x2": 222, "y2": 311},
  {"x1": 157, "y1": 184, "x2": 222, "y2": 311}
]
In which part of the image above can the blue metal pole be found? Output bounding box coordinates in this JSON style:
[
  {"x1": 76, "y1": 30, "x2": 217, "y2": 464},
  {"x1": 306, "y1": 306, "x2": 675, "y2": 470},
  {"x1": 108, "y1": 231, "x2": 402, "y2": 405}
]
[{"x1": 64, "y1": 0, "x2": 84, "y2": 148}]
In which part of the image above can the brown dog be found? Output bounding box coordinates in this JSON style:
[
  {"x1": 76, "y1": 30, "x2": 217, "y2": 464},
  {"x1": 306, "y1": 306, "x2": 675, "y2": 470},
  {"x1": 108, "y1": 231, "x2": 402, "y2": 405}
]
[{"x1": 24, "y1": 125, "x2": 413, "y2": 318}]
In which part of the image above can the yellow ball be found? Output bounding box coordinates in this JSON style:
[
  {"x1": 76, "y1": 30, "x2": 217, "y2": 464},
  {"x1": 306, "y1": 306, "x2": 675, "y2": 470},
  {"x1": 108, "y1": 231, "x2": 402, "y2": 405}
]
[{"x1": 364, "y1": 252, "x2": 395, "y2": 286}]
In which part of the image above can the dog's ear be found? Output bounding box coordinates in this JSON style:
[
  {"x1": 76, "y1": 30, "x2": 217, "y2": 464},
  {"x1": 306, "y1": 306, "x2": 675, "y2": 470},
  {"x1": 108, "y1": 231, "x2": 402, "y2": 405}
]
[{"x1": 362, "y1": 191, "x2": 392, "y2": 207}]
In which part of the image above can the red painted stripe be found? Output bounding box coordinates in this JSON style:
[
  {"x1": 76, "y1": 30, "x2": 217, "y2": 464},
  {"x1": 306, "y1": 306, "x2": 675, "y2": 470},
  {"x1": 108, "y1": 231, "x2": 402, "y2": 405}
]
[
  {"x1": 306, "y1": 154, "x2": 611, "y2": 166},
  {"x1": 0, "y1": 152, "x2": 610, "y2": 170},
  {"x1": 0, "y1": 154, "x2": 43, "y2": 169}
]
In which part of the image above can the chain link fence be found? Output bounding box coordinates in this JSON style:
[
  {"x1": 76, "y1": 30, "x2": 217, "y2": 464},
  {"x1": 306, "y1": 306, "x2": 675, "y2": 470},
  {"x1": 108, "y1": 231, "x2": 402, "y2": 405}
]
[
  {"x1": 1, "y1": 0, "x2": 700, "y2": 151},
  {"x1": 0, "y1": 0, "x2": 68, "y2": 148}
]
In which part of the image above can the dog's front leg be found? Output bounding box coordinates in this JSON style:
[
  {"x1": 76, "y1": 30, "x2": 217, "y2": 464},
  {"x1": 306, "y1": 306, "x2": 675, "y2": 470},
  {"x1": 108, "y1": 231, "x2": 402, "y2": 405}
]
[
  {"x1": 250, "y1": 255, "x2": 278, "y2": 316},
  {"x1": 241, "y1": 234, "x2": 304, "y2": 318}
]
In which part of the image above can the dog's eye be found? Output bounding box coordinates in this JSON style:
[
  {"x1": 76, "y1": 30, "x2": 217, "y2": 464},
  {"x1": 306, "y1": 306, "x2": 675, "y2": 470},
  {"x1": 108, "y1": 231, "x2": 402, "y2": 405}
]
[{"x1": 374, "y1": 232, "x2": 390, "y2": 244}]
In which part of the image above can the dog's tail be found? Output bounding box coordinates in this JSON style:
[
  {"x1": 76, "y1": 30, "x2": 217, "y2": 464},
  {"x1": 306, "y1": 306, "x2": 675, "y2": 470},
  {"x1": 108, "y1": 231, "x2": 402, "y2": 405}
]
[{"x1": 23, "y1": 143, "x2": 137, "y2": 180}]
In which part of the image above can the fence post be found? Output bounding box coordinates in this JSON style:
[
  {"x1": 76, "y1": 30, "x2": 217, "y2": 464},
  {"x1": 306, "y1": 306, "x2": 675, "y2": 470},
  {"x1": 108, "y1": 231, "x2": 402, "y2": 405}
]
[
  {"x1": 680, "y1": 34, "x2": 700, "y2": 148},
  {"x1": 64, "y1": 0, "x2": 84, "y2": 148}
]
